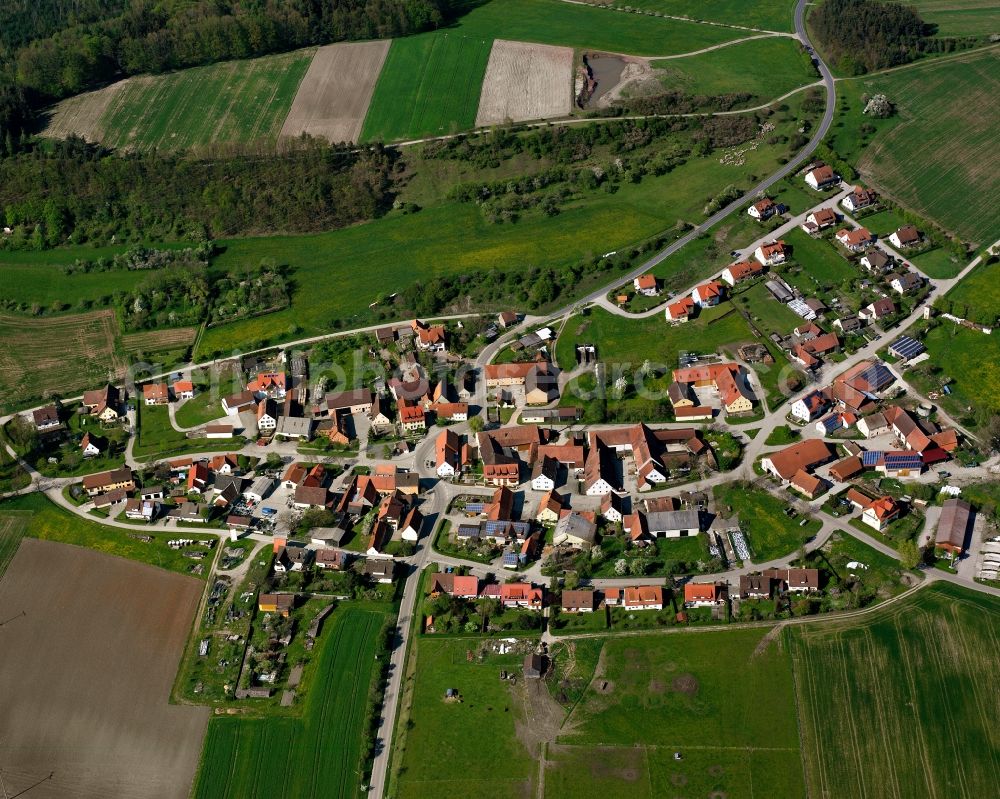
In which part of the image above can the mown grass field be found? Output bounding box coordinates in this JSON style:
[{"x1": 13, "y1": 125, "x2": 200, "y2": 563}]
[
  {"x1": 446, "y1": 0, "x2": 743, "y2": 55},
  {"x1": 0, "y1": 493, "x2": 215, "y2": 577},
  {"x1": 133, "y1": 403, "x2": 239, "y2": 461},
  {"x1": 651, "y1": 36, "x2": 816, "y2": 106},
  {"x1": 0, "y1": 252, "x2": 150, "y2": 308},
  {"x1": 556, "y1": 304, "x2": 753, "y2": 372},
  {"x1": 783, "y1": 227, "x2": 857, "y2": 287},
  {"x1": 0, "y1": 309, "x2": 124, "y2": 412},
  {"x1": 910, "y1": 246, "x2": 966, "y2": 278},
  {"x1": 713, "y1": 482, "x2": 821, "y2": 560},
  {"x1": 829, "y1": 48, "x2": 1000, "y2": 245},
  {"x1": 578, "y1": 0, "x2": 797, "y2": 32},
  {"x1": 942, "y1": 258, "x2": 1000, "y2": 319},
  {"x1": 789, "y1": 582, "x2": 1000, "y2": 799},
  {"x1": 393, "y1": 637, "x2": 536, "y2": 799},
  {"x1": 360, "y1": 32, "x2": 492, "y2": 142},
  {"x1": 81, "y1": 49, "x2": 313, "y2": 151},
  {"x1": 886, "y1": 0, "x2": 1000, "y2": 36},
  {"x1": 193, "y1": 605, "x2": 389, "y2": 799}
]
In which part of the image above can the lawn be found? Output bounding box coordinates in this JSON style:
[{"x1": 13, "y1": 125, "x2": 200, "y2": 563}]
[
  {"x1": 556, "y1": 304, "x2": 754, "y2": 375},
  {"x1": 575, "y1": 0, "x2": 798, "y2": 32},
  {"x1": 650, "y1": 36, "x2": 816, "y2": 107},
  {"x1": 737, "y1": 280, "x2": 803, "y2": 335},
  {"x1": 828, "y1": 49, "x2": 1000, "y2": 245},
  {"x1": 942, "y1": 257, "x2": 1000, "y2": 322},
  {"x1": 133, "y1": 403, "x2": 240, "y2": 461},
  {"x1": 360, "y1": 31, "x2": 492, "y2": 143},
  {"x1": 444, "y1": 0, "x2": 744, "y2": 56},
  {"x1": 713, "y1": 481, "x2": 820, "y2": 560},
  {"x1": 174, "y1": 391, "x2": 227, "y2": 428},
  {"x1": 192, "y1": 605, "x2": 391, "y2": 799},
  {"x1": 85, "y1": 49, "x2": 313, "y2": 151},
  {"x1": 0, "y1": 249, "x2": 151, "y2": 309},
  {"x1": 783, "y1": 227, "x2": 857, "y2": 288},
  {"x1": 907, "y1": 322, "x2": 1000, "y2": 422},
  {"x1": 0, "y1": 492, "x2": 216, "y2": 577},
  {"x1": 392, "y1": 637, "x2": 537, "y2": 799},
  {"x1": 853, "y1": 207, "x2": 908, "y2": 237},
  {"x1": 910, "y1": 246, "x2": 966, "y2": 278},
  {"x1": 789, "y1": 582, "x2": 1000, "y2": 798}
]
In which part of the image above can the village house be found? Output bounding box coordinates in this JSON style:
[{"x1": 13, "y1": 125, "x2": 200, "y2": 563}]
[
  {"x1": 800, "y1": 206, "x2": 837, "y2": 234},
  {"x1": 624, "y1": 585, "x2": 665, "y2": 610},
  {"x1": 498, "y1": 311, "x2": 520, "y2": 328},
  {"x1": 412, "y1": 319, "x2": 447, "y2": 352},
  {"x1": 861, "y1": 248, "x2": 892, "y2": 273},
  {"x1": 684, "y1": 582, "x2": 728, "y2": 607},
  {"x1": 763, "y1": 568, "x2": 820, "y2": 593},
  {"x1": 691, "y1": 280, "x2": 725, "y2": 307},
  {"x1": 31, "y1": 405, "x2": 61, "y2": 433},
  {"x1": 531, "y1": 455, "x2": 559, "y2": 491},
  {"x1": 258, "y1": 593, "x2": 294, "y2": 617},
  {"x1": 82, "y1": 467, "x2": 135, "y2": 497},
  {"x1": 859, "y1": 298, "x2": 896, "y2": 322},
  {"x1": 368, "y1": 395, "x2": 394, "y2": 431},
  {"x1": 754, "y1": 240, "x2": 789, "y2": 266},
  {"x1": 82, "y1": 385, "x2": 122, "y2": 421},
  {"x1": 222, "y1": 390, "x2": 256, "y2": 416},
  {"x1": 847, "y1": 490, "x2": 900, "y2": 531},
  {"x1": 398, "y1": 401, "x2": 427, "y2": 433},
  {"x1": 888, "y1": 271, "x2": 923, "y2": 295},
  {"x1": 247, "y1": 371, "x2": 286, "y2": 400},
  {"x1": 791, "y1": 390, "x2": 827, "y2": 422},
  {"x1": 739, "y1": 574, "x2": 774, "y2": 599},
  {"x1": 500, "y1": 583, "x2": 544, "y2": 610},
  {"x1": 554, "y1": 511, "x2": 597, "y2": 548},
  {"x1": 435, "y1": 429, "x2": 467, "y2": 478},
  {"x1": 833, "y1": 314, "x2": 865, "y2": 334},
  {"x1": 172, "y1": 380, "x2": 195, "y2": 400},
  {"x1": 748, "y1": 196, "x2": 778, "y2": 220},
  {"x1": 720, "y1": 260, "x2": 765, "y2": 287},
  {"x1": 671, "y1": 362, "x2": 754, "y2": 414},
  {"x1": 535, "y1": 490, "x2": 566, "y2": 524},
  {"x1": 124, "y1": 498, "x2": 157, "y2": 522},
  {"x1": 561, "y1": 589, "x2": 595, "y2": 613},
  {"x1": 256, "y1": 398, "x2": 278, "y2": 432},
  {"x1": 78, "y1": 432, "x2": 103, "y2": 458},
  {"x1": 888, "y1": 224, "x2": 921, "y2": 249},
  {"x1": 633, "y1": 274, "x2": 659, "y2": 296},
  {"x1": 842, "y1": 185, "x2": 877, "y2": 212},
  {"x1": 664, "y1": 296, "x2": 696, "y2": 323},
  {"x1": 142, "y1": 382, "x2": 170, "y2": 405},
  {"x1": 835, "y1": 227, "x2": 874, "y2": 252},
  {"x1": 804, "y1": 164, "x2": 838, "y2": 190},
  {"x1": 828, "y1": 455, "x2": 863, "y2": 482},
  {"x1": 790, "y1": 469, "x2": 825, "y2": 499},
  {"x1": 760, "y1": 439, "x2": 834, "y2": 482}
]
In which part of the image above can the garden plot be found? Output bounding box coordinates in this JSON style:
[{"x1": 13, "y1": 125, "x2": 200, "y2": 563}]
[
  {"x1": 475, "y1": 39, "x2": 573, "y2": 125},
  {"x1": 280, "y1": 40, "x2": 391, "y2": 144}
]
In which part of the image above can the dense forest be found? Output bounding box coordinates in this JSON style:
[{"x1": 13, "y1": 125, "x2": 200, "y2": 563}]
[
  {"x1": 811, "y1": 0, "x2": 975, "y2": 74},
  {"x1": 0, "y1": 0, "x2": 459, "y2": 149},
  {"x1": 0, "y1": 137, "x2": 395, "y2": 246}
]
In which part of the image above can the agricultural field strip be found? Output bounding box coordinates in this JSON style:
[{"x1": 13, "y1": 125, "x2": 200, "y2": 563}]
[
  {"x1": 475, "y1": 40, "x2": 574, "y2": 126},
  {"x1": 565, "y1": 0, "x2": 795, "y2": 34},
  {"x1": 280, "y1": 41, "x2": 391, "y2": 144}
]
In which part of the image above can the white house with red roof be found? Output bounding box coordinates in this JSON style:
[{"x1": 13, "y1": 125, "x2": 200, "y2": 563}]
[
  {"x1": 664, "y1": 296, "x2": 695, "y2": 323},
  {"x1": 721, "y1": 260, "x2": 765, "y2": 286},
  {"x1": 691, "y1": 280, "x2": 724, "y2": 307},
  {"x1": 754, "y1": 240, "x2": 788, "y2": 265},
  {"x1": 748, "y1": 197, "x2": 778, "y2": 220},
  {"x1": 805, "y1": 164, "x2": 838, "y2": 190},
  {"x1": 633, "y1": 274, "x2": 659, "y2": 296},
  {"x1": 835, "y1": 227, "x2": 874, "y2": 252}
]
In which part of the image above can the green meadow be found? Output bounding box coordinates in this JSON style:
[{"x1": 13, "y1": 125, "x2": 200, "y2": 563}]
[{"x1": 584, "y1": 0, "x2": 798, "y2": 32}]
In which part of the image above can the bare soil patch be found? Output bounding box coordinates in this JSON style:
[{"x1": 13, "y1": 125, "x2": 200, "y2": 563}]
[
  {"x1": 512, "y1": 676, "x2": 567, "y2": 757},
  {"x1": 121, "y1": 326, "x2": 198, "y2": 354},
  {"x1": 671, "y1": 673, "x2": 700, "y2": 695},
  {"x1": 475, "y1": 39, "x2": 573, "y2": 126},
  {"x1": 280, "y1": 40, "x2": 390, "y2": 144},
  {"x1": 40, "y1": 83, "x2": 124, "y2": 142},
  {"x1": 0, "y1": 538, "x2": 209, "y2": 799}
]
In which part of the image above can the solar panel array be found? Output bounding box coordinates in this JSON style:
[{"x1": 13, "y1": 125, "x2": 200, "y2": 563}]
[
  {"x1": 885, "y1": 454, "x2": 922, "y2": 470},
  {"x1": 889, "y1": 336, "x2": 926, "y2": 360},
  {"x1": 862, "y1": 450, "x2": 881, "y2": 466},
  {"x1": 858, "y1": 363, "x2": 894, "y2": 391}
]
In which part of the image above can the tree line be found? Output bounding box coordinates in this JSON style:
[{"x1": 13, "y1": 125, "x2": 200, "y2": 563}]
[
  {"x1": 0, "y1": 0, "x2": 461, "y2": 151},
  {"x1": 0, "y1": 136, "x2": 395, "y2": 247},
  {"x1": 810, "y1": 0, "x2": 979, "y2": 74}
]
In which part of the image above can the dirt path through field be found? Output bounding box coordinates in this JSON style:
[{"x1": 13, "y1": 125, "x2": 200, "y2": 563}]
[{"x1": 280, "y1": 40, "x2": 390, "y2": 144}]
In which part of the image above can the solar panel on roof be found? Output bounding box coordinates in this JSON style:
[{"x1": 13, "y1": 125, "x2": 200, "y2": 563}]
[
  {"x1": 862, "y1": 451, "x2": 881, "y2": 466},
  {"x1": 885, "y1": 454, "x2": 921, "y2": 468},
  {"x1": 890, "y1": 336, "x2": 925, "y2": 359},
  {"x1": 465, "y1": 503, "x2": 485, "y2": 513},
  {"x1": 858, "y1": 364, "x2": 893, "y2": 390}
]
